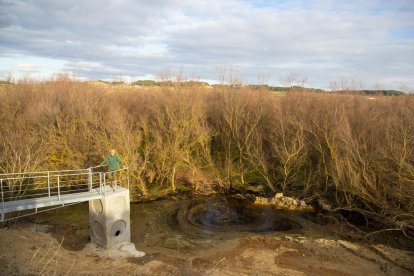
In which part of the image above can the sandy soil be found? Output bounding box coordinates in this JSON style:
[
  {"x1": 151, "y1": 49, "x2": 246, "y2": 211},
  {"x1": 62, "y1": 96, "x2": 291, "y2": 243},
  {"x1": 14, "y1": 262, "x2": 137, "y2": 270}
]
[{"x1": 1, "y1": 222, "x2": 413, "y2": 276}]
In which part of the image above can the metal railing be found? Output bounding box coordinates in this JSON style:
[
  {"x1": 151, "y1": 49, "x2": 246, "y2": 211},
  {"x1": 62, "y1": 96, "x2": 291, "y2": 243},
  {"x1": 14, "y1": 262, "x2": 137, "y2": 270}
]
[{"x1": 0, "y1": 166, "x2": 130, "y2": 222}]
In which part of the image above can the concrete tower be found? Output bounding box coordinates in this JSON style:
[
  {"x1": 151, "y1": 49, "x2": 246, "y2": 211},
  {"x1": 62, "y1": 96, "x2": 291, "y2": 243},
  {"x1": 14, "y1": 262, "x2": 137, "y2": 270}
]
[{"x1": 88, "y1": 189, "x2": 131, "y2": 248}]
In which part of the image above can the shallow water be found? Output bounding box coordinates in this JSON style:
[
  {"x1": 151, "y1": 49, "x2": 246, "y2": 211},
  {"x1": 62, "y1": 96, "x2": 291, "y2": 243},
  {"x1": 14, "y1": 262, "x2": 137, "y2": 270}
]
[
  {"x1": 22, "y1": 196, "x2": 336, "y2": 256},
  {"x1": 130, "y1": 196, "x2": 307, "y2": 255},
  {"x1": 23, "y1": 195, "x2": 414, "y2": 258}
]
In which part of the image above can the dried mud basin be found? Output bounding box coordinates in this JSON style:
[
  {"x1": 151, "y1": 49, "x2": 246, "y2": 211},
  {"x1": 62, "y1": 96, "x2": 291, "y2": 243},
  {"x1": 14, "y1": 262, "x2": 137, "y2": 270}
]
[{"x1": 1, "y1": 196, "x2": 414, "y2": 275}]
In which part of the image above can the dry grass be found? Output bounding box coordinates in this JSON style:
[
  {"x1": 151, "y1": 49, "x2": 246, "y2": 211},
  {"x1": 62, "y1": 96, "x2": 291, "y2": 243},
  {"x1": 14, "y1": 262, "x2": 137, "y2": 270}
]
[{"x1": 0, "y1": 78, "x2": 413, "y2": 234}]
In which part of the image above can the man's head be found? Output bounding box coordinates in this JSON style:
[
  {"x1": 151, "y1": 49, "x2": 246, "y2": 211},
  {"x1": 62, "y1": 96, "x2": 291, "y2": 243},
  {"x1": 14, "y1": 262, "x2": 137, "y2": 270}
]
[{"x1": 110, "y1": 149, "x2": 116, "y2": 156}]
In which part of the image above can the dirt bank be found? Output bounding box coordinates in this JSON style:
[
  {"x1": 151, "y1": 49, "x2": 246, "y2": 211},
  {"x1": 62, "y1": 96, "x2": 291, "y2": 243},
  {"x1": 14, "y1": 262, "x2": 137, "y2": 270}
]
[{"x1": 1, "y1": 221, "x2": 413, "y2": 276}]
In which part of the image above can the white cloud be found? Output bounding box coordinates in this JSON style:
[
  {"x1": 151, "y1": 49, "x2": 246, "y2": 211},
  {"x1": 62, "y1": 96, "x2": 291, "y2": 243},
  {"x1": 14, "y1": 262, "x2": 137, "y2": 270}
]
[
  {"x1": 0, "y1": 55, "x2": 68, "y2": 80},
  {"x1": 0, "y1": 0, "x2": 413, "y2": 89}
]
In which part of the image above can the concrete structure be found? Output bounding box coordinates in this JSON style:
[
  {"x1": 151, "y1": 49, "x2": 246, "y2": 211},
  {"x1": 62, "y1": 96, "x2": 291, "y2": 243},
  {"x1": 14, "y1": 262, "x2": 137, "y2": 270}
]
[
  {"x1": 89, "y1": 188, "x2": 131, "y2": 248},
  {"x1": 1, "y1": 167, "x2": 139, "y2": 252}
]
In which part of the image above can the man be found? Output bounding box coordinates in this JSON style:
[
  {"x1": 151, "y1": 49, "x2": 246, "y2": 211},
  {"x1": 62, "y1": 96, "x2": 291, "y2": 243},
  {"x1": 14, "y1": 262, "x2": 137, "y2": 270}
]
[{"x1": 100, "y1": 149, "x2": 126, "y2": 189}]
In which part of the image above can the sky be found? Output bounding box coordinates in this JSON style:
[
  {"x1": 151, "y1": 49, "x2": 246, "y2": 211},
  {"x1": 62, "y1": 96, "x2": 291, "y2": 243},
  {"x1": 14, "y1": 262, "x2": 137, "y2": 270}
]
[{"x1": 0, "y1": 0, "x2": 413, "y2": 90}]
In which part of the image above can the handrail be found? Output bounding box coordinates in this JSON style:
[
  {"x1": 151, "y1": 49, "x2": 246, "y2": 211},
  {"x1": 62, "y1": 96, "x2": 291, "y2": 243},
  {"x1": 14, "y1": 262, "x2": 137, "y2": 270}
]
[
  {"x1": 88, "y1": 165, "x2": 106, "y2": 170},
  {"x1": 0, "y1": 166, "x2": 130, "y2": 222},
  {"x1": 0, "y1": 168, "x2": 90, "y2": 177},
  {"x1": 106, "y1": 167, "x2": 126, "y2": 174},
  {"x1": 1, "y1": 171, "x2": 101, "y2": 181},
  {"x1": 0, "y1": 165, "x2": 122, "y2": 178},
  {"x1": 1, "y1": 179, "x2": 4, "y2": 221}
]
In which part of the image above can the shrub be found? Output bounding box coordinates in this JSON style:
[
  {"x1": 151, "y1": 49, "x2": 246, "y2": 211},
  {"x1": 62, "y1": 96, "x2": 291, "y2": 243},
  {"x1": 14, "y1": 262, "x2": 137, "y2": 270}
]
[{"x1": 0, "y1": 79, "x2": 413, "y2": 234}]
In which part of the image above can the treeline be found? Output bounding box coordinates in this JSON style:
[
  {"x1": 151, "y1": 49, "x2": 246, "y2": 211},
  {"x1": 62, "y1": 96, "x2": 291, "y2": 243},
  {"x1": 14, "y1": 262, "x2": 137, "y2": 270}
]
[
  {"x1": 0, "y1": 79, "x2": 413, "y2": 234},
  {"x1": 117, "y1": 80, "x2": 407, "y2": 95}
]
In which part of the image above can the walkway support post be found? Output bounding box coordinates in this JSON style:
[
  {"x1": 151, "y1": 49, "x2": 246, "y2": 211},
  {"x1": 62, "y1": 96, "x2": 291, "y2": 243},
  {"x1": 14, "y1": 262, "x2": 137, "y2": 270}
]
[
  {"x1": 103, "y1": 173, "x2": 106, "y2": 196},
  {"x1": 88, "y1": 168, "x2": 93, "y2": 192},
  {"x1": 99, "y1": 173, "x2": 103, "y2": 195},
  {"x1": 1, "y1": 179, "x2": 4, "y2": 222},
  {"x1": 57, "y1": 175, "x2": 61, "y2": 201},
  {"x1": 47, "y1": 171, "x2": 51, "y2": 197},
  {"x1": 127, "y1": 168, "x2": 130, "y2": 189}
]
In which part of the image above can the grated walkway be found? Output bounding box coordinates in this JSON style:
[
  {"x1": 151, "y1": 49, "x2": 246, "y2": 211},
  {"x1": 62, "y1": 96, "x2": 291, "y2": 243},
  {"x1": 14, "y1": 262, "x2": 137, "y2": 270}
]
[{"x1": 1, "y1": 187, "x2": 128, "y2": 220}]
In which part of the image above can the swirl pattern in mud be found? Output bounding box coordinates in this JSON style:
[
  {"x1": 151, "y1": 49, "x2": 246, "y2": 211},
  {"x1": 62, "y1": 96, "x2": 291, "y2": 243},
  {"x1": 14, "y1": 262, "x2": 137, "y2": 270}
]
[{"x1": 170, "y1": 197, "x2": 302, "y2": 237}]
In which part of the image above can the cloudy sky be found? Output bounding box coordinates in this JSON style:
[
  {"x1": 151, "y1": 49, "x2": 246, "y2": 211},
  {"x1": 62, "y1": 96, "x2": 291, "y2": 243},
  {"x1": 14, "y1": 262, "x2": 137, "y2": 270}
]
[{"x1": 1, "y1": 0, "x2": 413, "y2": 90}]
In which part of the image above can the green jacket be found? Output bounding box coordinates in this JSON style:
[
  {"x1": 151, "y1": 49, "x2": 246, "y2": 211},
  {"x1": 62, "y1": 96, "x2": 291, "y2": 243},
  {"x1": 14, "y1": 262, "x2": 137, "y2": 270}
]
[{"x1": 101, "y1": 155, "x2": 124, "y2": 171}]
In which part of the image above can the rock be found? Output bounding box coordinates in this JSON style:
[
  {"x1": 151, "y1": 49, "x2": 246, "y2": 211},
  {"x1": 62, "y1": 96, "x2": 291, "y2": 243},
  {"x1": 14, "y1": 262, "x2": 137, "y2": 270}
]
[
  {"x1": 317, "y1": 198, "x2": 332, "y2": 211},
  {"x1": 337, "y1": 240, "x2": 360, "y2": 251},
  {"x1": 283, "y1": 235, "x2": 295, "y2": 242},
  {"x1": 254, "y1": 197, "x2": 275, "y2": 205},
  {"x1": 254, "y1": 194, "x2": 315, "y2": 212},
  {"x1": 314, "y1": 238, "x2": 339, "y2": 248},
  {"x1": 298, "y1": 200, "x2": 315, "y2": 212},
  {"x1": 34, "y1": 224, "x2": 53, "y2": 233},
  {"x1": 275, "y1": 192, "x2": 284, "y2": 199}
]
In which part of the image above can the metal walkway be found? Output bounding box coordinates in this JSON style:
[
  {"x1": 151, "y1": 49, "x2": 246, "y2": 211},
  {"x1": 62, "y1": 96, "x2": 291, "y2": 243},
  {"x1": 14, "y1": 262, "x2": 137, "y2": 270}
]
[{"x1": 0, "y1": 167, "x2": 129, "y2": 222}]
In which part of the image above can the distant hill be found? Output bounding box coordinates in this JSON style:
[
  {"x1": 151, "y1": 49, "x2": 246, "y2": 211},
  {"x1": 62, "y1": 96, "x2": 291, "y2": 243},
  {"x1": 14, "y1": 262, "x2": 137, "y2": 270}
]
[
  {"x1": 0, "y1": 79, "x2": 408, "y2": 96},
  {"x1": 334, "y1": 89, "x2": 405, "y2": 96},
  {"x1": 132, "y1": 80, "x2": 209, "y2": 87},
  {"x1": 248, "y1": 85, "x2": 325, "y2": 93},
  {"x1": 357, "y1": 90, "x2": 405, "y2": 96},
  {"x1": 132, "y1": 80, "x2": 158, "y2": 86}
]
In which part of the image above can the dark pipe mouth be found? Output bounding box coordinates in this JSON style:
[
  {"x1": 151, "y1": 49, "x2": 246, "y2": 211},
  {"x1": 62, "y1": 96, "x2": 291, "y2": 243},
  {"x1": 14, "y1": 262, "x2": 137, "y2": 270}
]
[
  {"x1": 115, "y1": 230, "x2": 121, "y2": 236},
  {"x1": 172, "y1": 197, "x2": 302, "y2": 236}
]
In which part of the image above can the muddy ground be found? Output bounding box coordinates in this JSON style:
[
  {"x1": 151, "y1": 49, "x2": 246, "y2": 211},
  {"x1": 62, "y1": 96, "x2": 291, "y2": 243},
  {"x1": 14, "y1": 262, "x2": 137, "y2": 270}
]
[
  {"x1": 1, "y1": 223, "x2": 414, "y2": 275},
  {"x1": 0, "y1": 198, "x2": 414, "y2": 275}
]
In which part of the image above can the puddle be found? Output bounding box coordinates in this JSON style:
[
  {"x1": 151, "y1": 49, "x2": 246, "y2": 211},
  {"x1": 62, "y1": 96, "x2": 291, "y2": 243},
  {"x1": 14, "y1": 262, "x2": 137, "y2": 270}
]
[
  {"x1": 171, "y1": 197, "x2": 301, "y2": 234},
  {"x1": 130, "y1": 196, "x2": 304, "y2": 255},
  {"x1": 24, "y1": 196, "x2": 414, "y2": 258},
  {"x1": 23, "y1": 196, "x2": 327, "y2": 256}
]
